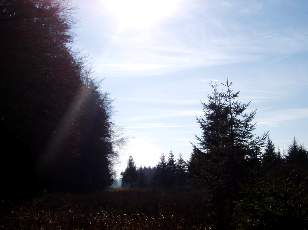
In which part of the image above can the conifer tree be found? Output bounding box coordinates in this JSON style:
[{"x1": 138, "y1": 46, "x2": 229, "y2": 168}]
[
  {"x1": 262, "y1": 137, "x2": 281, "y2": 171},
  {"x1": 166, "y1": 151, "x2": 177, "y2": 187},
  {"x1": 121, "y1": 156, "x2": 138, "y2": 188},
  {"x1": 153, "y1": 154, "x2": 168, "y2": 188},
  {"x1": 286, "y1": 138, "x2": 308, "y2": 168},
  {"x1": 176, "y1": 154, "x2": 188, "y2": 188},
  {"x1": 189, "y1": 80, "x2": 267, "y2": 228}
]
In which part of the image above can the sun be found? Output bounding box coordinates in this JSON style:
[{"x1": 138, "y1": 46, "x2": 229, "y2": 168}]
[{"x1": 101, "y1": 0, "x2": 182, "y2": 30}]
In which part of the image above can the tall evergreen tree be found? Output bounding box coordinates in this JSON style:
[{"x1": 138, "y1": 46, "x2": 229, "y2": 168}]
[{"x1": 189, "y1": 80, "x2": 267, "y2": 228}]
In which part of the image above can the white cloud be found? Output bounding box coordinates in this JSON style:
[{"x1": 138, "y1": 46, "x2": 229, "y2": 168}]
[
  {"x1": 127, "y1": 109, "x2": 202, "y2": 122},
  {"x1": 118, "y1": 97, "x2": 199, "y2": 106},
  {"x1": 124, "y1": 122, "x2": 184, "y2": 129},
  {"x1": 97, "y1": 63, "x2": 165, "y2": 72},
  {"x1": 258, "y1": 108, "x2": 308, "y2": 126},
  {"x1": 92, "y1": 29, "x2": 308, "y2": 76}
]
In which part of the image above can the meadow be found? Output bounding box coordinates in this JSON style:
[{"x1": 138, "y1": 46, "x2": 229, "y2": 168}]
[{"x1": 0, "y1": 190, "x2": 212, "y2": 229}]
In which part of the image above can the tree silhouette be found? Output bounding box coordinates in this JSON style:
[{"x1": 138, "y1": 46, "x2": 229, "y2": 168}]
[
  {"x1": 175, "y1": 154, "x2": 188, "y2": 189},
  {"x1": 0, "y1": 0, "x2": 115, "y2": 196},
  {"x1": 261, "y1": 137, "x2": 281, "y2": 172},
  {"x1": 166, "y1": 151, "x2": 177, "y2": 188},
  {"x1": 286, "y1": 138, "x2": 308, "y2": 168},
  {"x1": 121, "y1": 156, "x2": 138, "y2": 188},
  {"x1": 235, "y1": 139, "x2": 308, "y2": 229},
  {"x1": 189, "y1": 80, "x2": 267, "y2": 228}
]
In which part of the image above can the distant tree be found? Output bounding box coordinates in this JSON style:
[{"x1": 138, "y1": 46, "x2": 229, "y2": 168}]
[
  {"x1": 121, "y1": 156, "x2": 138, "y2": 188},
  {"x1": 188, "y1": 147, "x2": 208, "y2": 188},
  {"x1": 286, "y1": 138, "x2": 308, "y2": 168},
  {"x1": 189, "y1": 80, "x2": 267, "y2": 228},
  {"x1": 136, "y1": 168, "x2": 146, "y2": 187},
  {"x1": 166, "y1": 151, "x2": 177, "y2": 187},
  {"x1": 159, "y1": 154, "x2": 167, "y2": 168},
  {"x1": 262, "y1": 137, "x2": 281, "y2": 171},
  {"x1": 263, "y1": 138, "x2": 276, "y2": 161},
  {"x1": 136, "y1": 166, "x2": 157, "y2": 187},
  {"x1": 167, "y1": 151, "x2": 176, "y2": 167},
  {"x1": 175, "y1": 154, "x2": 188, "y2": 188},
  {"x1": 153, "y1": 154, "x2": 168, "y2": 188}
]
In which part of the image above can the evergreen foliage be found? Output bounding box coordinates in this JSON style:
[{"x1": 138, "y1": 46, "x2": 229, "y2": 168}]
[
  {"x1": 0, "y1": 0, "x2": 115, "y2": 196},
  {"x1": 121, "y1": 153, "x2": 189, "y2": 190},
  {"x1": 189, "y1": 80, "x2": 267, "y2": 228},
  {"x1": 286, "y1": 138, "x2": 308, "y2": 168},
  {"x1": 121, "y1": 156, "x2": 138, "y2": 188}
]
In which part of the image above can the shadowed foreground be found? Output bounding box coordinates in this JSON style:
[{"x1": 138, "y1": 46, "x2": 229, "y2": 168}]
[{"x1": 0, "y1": 190, "x2": 211, "y2": 229}]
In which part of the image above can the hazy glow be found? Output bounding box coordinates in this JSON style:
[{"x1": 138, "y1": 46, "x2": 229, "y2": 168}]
[
  {"x1": 116, "y1": 137, "x2": 162, "y2": 174},
  {"x1": 101, "y1": 0, "x2": 182, "y2": 30}
]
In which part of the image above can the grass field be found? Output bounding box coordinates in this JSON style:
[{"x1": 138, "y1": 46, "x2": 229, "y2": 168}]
[{"x1": 0, "y1": 189, "x2": 212, "y2": 229}]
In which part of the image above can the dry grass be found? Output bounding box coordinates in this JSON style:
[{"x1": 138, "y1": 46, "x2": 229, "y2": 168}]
[{"x1": 0, "y1": 190, "x2": 212, "y2": 229}]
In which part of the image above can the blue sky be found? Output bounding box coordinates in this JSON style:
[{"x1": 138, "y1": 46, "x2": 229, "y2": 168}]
[{"x1": 72, "y1": 0, "x2": 308, "y2": 175}]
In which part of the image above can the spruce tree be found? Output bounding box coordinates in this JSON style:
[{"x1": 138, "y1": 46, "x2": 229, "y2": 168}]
[
  {"x1": 189, "y1": 80, "x2": 267, "y2": 228},
  {"x1": 121, "y1": 156, "x2": 138, "y2": 188},
  {"x1": 153, "y1": 154, "x2": 168, "y2": 188},
  {"x1": 262, "y1": 137, "x2": 281, "y2": 171},
  {"x1": 166, "y1": 151, "x2": 176, "y2": 188},
  {"x1": 286, "y1": 138, "x2": 308, "y2": 167},
  {"x1": 175, "y1": 154, "x2": 188, "y2": 188}
]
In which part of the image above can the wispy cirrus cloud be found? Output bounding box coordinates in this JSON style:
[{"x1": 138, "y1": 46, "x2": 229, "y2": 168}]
[
  {"x1": 93, "y1": 30, "x2": 308, "y2": 75},
  {"x1": 118, "y1": 97, "x2": 199, "y2": 106},
  {"x1": 124, "y1": 122, "x2": 185, "y2": 130},
  {"x1": 75, "y1": 0, "x2": 308, "y2": 76},
  {"x1": 126, "y1": 109, "x2": 202, "y2": 122},
  {"x1": 258, "y1": 108, "x2": 308, "y2": 126}
]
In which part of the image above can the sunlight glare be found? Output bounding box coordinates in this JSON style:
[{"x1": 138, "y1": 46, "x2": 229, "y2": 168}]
[
  {"x1": 117, "y1": 137, "x2": 162, "y2": 174},
  {"x1": 101, "y1": 0, "x2": 182, "y2": 30}
]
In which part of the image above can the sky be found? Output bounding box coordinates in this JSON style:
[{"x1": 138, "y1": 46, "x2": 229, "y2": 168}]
[{"x1": 71, "y1": 0, "x2": 308, "y2": 175}]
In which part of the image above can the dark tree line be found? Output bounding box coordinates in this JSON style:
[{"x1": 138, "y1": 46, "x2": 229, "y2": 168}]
[
  {"x1": 0, "y1": 0, "x2": 116, "y2": 197},
  {"x1": 121, "y1": 152, "x2": 188, "y2": 189},
  {"x1": 121, "y1": 81, "x2": 308, "y2": 229}
]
